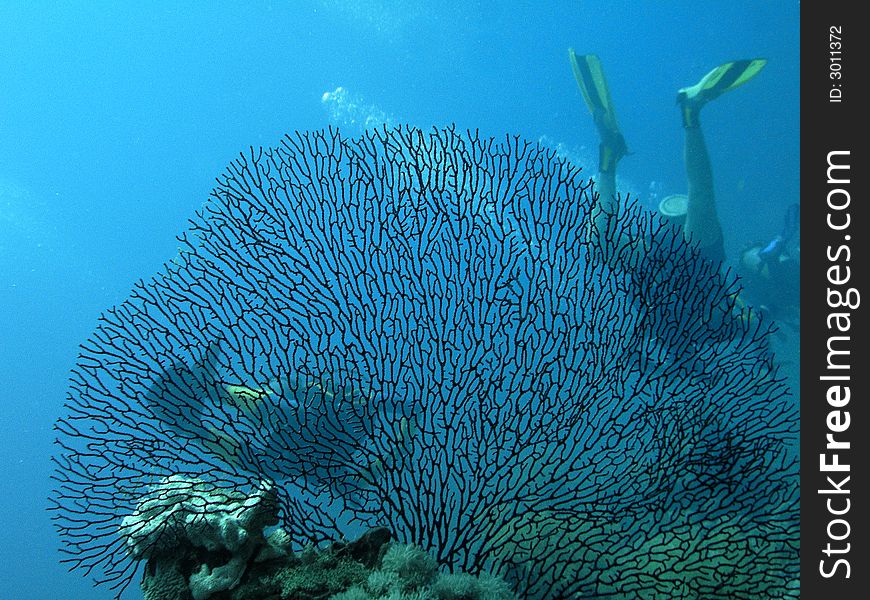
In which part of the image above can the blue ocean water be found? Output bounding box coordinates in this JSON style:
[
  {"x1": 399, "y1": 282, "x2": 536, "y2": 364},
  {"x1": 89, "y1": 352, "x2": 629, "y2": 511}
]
[{"x1": 0, "y1": 2, "x2": 798, "y2": 599}]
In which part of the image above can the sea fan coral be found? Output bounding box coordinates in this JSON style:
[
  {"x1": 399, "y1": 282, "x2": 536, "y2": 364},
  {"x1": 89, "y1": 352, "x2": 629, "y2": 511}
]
[{"x1": 51, "y1": 126, "x2": 798, "y2": 598}]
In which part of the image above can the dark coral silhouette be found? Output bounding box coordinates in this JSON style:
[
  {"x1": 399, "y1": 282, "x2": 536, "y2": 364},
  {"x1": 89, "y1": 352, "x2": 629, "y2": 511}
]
[{"x1": 51, "y1": 126, "x2": 798, "y2": 599}]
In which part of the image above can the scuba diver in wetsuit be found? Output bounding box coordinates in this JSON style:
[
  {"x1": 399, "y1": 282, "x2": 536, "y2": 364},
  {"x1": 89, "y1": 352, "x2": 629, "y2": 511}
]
[{"x1": 738, "y1": 203, "x2": 800, "y2": 327}]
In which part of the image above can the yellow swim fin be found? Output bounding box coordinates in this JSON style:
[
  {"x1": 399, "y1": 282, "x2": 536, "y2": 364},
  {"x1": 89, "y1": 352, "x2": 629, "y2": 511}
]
[
  {"x1": 202, "y1": 425, "x2": 246, "y2": 468},
  {"x1": 677, "y1": 58, "x2": 767, "y2": 126},
  {"x1": 223, "y1": 382, "x2": 272, "y2": 416},
  {"x1": 569, "y1": 50, "x2": 620, "y2": 134},
  {"x1": 568, "y1": 49, "x2": 627, "y2": 172}
]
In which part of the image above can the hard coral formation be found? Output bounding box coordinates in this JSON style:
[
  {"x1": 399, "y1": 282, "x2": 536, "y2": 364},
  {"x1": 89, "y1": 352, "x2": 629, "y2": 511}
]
[
  {"x1": 121, "y1": 476, "x2": 281, "y2": 600},
  {"x1": 141, "y1": 560, "x2": 190, "y2": 600},
  {"x1": 122, "y1": 478, "x2": 512, "y2": 600}
]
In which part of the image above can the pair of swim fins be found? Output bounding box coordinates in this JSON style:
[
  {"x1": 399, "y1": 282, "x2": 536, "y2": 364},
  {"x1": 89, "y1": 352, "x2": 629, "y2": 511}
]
[{"x1": 568, "y1": 50, "x2": 768, "y2": 157}]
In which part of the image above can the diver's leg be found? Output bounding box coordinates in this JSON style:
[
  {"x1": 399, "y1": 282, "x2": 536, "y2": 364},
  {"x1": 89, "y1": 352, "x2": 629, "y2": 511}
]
[
  {"x1": 677, "y1": 59, "x2": 767, "y2": 263},
  {"x1": 568, "y1": 51, "x2": 626, "y2": 244},
  {"x1": 682, "y1": 125, "x2": 724, "y2": 258},
  {"x1": 589, "y1": 152, "x2": 620, "y2": 240}
]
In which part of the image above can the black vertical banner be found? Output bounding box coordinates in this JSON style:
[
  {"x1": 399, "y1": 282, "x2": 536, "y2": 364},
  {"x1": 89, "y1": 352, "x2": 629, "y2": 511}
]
[{"x1": 801, "y1": 2, "x2": 868, "y2": 598}]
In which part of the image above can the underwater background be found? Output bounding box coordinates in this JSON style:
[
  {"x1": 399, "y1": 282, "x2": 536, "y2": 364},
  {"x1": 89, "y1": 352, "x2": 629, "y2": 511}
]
[{"x1": 1, "y1": 2, "x2": 798, "y2": 599}]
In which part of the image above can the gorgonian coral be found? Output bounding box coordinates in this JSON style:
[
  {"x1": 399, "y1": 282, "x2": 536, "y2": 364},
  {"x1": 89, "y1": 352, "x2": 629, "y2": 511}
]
[{"x1": 52, "y1": 126, "x2": 798, "y2": 598}]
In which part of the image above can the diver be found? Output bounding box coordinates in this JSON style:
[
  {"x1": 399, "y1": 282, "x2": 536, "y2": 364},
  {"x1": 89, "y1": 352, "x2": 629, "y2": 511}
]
[
  {"x1": 568, "y1": 52, "x2": 798, "y2": 321},
  {"x1": 738, "y1": 203, "x2": 800, "y2": 327}
]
